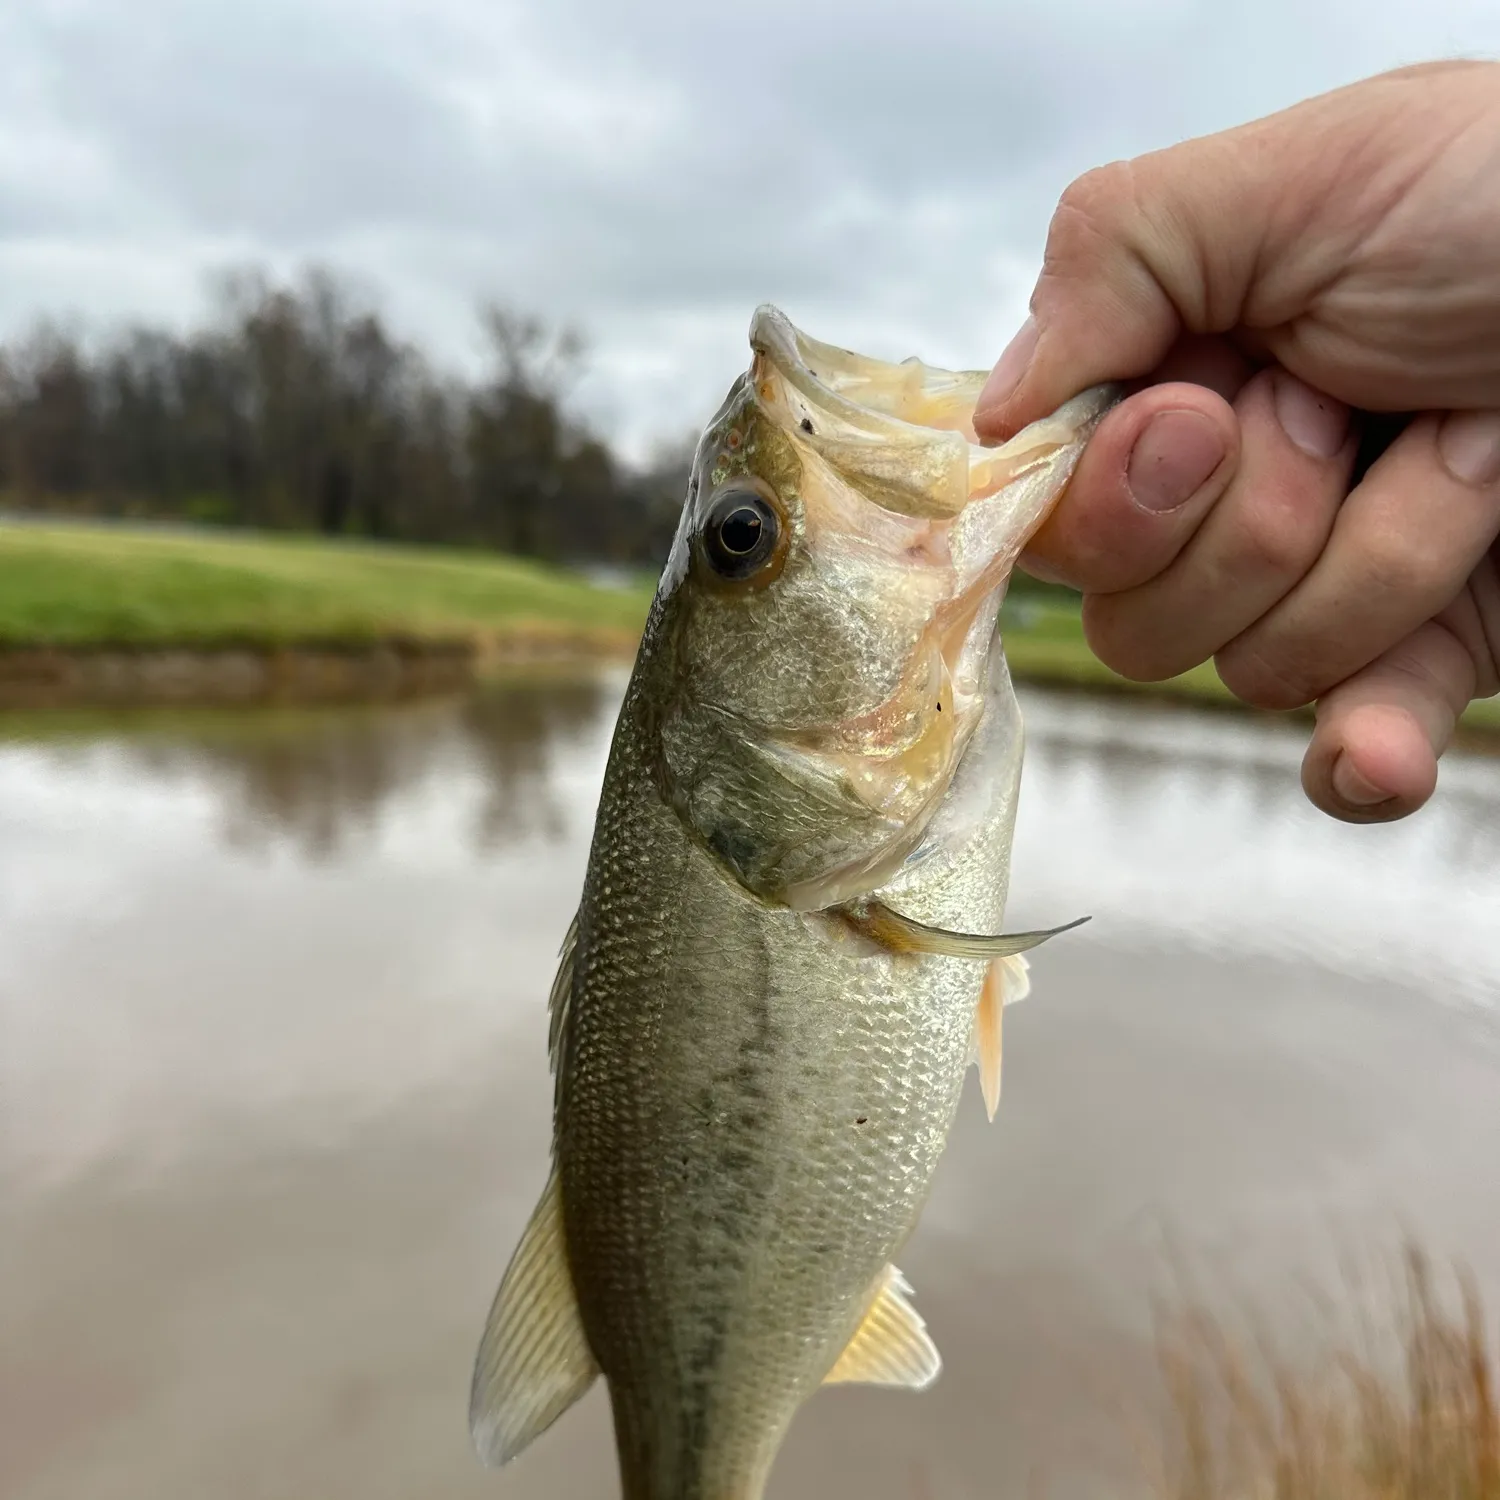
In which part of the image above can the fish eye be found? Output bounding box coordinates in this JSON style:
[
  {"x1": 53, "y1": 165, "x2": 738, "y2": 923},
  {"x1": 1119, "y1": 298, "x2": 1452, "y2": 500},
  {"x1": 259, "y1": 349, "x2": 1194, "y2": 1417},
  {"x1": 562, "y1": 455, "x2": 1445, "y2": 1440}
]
[{"x1": 701, "y1": 483, "x2": 783, "y2": 583}]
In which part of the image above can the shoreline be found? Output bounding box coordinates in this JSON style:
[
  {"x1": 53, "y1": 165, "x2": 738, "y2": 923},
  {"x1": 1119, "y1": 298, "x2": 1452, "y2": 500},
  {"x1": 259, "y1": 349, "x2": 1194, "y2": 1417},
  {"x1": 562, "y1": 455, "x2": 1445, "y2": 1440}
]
[
  {"x1": 3, "y1": 630, "x2": 1498, "y2": 751},
  {"x1": 0, "y1": 626, "x2": 638, "y2": 709}
]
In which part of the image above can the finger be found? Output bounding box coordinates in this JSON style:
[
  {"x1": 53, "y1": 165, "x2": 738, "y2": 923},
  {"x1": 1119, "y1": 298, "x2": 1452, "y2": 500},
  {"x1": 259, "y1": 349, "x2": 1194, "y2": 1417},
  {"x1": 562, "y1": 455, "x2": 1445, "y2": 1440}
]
[
  {"x1": 1216, "y1": 410, "x2": 1500, "y2": 708},
  {"x1": 1433, "y1": 554, "x2": 1500, "y2": 700},
  {"x1": 1020, "y1": 382, "x2": 1238, "y2": 593},
  {"x1": 1082, "y1": 371, "x2": 1354, "y2": 680},
  {"x1": 971, "y1": 135, "x2": 1273, "y2": 442},
  {"x1": 972, "y1": 62, "x2": 1500, "y2": 445},
  {"x1": 1301, "y1": 620, "x2": 1477, "y2": 823}
]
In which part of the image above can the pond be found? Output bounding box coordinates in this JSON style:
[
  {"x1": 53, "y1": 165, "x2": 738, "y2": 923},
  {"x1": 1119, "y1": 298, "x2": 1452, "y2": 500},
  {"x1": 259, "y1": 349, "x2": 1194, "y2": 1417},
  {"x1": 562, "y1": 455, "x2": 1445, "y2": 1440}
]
[{"x1": 4, "y1": 673, "x2": 1500, "y2": 1499}]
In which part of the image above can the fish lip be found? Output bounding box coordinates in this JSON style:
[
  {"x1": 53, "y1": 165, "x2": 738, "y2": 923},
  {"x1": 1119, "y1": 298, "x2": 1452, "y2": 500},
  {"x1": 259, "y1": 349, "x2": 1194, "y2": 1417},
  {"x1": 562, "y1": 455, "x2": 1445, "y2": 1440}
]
[
  {"x1": 748, "y1": 304, "x2": 967, "y2": 448},
  {"x1": 749, "y1": 303, "x2": 1121, "y2": 446},
  {"x1": 749, "y1": 303, "x2": 1119, "y2": 522}
]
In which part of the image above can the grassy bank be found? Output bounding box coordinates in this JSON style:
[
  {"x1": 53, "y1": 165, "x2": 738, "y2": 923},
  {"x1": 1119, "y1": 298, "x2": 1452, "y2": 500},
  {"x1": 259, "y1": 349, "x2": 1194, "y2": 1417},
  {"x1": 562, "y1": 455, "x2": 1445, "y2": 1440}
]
[
  {"x1": 2, "y1": 521, "x2": 1497, "y2": 731},
  {"x1": 0, "y1": 522, "x2": 653, "y2": 650}
]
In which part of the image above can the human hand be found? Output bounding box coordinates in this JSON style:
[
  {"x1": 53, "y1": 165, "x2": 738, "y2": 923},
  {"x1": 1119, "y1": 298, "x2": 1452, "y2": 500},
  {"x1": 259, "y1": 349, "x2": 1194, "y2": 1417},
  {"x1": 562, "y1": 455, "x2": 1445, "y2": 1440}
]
[{"x1": 973, "y1": 60, "x2": 1500, "y2": 823}]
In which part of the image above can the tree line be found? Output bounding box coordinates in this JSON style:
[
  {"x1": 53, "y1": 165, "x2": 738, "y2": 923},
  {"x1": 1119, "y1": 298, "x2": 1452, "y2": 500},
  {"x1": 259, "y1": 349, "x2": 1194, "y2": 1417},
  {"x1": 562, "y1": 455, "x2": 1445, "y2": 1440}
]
[{"x1": 0, "y1": 267, "x2": 693, "y2": 567}]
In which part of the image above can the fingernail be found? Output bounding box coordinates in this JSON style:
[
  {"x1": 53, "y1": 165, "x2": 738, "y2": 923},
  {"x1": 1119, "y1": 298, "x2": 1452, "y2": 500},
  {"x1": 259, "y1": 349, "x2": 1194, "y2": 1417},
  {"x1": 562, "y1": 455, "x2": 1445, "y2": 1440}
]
[
  {"x1": 975, "y1": 316, "x2": 1038, "y2": 416},
  {"x1": 1331, "y1": 752, "x2": 1389, "y2": 808},
  {"x1": 1437, "y1": 409, "x2": 1500, "y2": 486},
  {"x1": 1273, "y1": 372, "x2": 1349, "y2": 459},
  {"x1": 1125, "y1": 410, "x2": 1225, "y2": 513}
]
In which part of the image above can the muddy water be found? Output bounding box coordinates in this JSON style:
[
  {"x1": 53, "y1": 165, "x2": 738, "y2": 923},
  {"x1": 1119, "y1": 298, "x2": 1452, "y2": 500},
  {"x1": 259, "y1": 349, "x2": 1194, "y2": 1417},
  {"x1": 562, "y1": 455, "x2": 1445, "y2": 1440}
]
[{"x1": 4, "y1": 675, "x2": 1500, "y2": 1500}]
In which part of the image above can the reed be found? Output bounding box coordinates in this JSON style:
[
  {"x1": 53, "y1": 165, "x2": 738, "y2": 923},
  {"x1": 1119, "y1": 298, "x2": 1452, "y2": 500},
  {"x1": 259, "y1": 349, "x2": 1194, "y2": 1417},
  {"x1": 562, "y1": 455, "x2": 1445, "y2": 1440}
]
[{"x1": 1147, "y1": 1244, "x2": 1500, "y2": 1500}]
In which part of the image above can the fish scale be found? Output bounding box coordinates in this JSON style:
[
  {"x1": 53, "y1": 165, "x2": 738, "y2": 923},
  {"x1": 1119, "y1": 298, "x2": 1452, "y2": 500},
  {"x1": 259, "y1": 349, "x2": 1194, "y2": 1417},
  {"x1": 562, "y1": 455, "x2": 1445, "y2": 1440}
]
[
  {"x1": 469, "y1": 308, "x2": 1117, "y2": 1499},
  {"x1": 571, "y1": 688, "x2": 942, "y2": 1494}
]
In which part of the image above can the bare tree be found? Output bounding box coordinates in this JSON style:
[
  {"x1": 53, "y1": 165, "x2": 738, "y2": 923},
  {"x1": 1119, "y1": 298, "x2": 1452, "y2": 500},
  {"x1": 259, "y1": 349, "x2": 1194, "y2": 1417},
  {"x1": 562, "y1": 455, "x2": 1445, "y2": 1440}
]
[{"x1": 0, "y1": 265, "x2": 677, "y2": 568}]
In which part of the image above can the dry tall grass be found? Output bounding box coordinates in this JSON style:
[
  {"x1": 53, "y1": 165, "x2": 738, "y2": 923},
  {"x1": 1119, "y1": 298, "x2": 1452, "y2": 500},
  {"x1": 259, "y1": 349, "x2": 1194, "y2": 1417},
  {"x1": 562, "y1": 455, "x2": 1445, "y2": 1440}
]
[{"x1": 1147, "y1": 1246, "x2": 1500, "y2": 1499}]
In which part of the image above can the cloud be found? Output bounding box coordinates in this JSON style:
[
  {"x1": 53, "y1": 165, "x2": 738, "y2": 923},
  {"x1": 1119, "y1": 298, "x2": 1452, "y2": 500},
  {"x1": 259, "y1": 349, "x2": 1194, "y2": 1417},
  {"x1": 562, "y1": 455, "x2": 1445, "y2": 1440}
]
[{"x1": 1, "y1": 0, "x2": 1497, "y2": 458}]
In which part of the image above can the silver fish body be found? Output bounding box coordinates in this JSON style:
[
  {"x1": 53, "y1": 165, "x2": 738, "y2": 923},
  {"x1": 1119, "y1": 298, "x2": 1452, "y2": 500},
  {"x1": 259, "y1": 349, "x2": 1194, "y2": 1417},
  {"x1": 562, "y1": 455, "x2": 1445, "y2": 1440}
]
[{"x1": 471, "y1": 307, "x2": 1117, "y2": 1500}]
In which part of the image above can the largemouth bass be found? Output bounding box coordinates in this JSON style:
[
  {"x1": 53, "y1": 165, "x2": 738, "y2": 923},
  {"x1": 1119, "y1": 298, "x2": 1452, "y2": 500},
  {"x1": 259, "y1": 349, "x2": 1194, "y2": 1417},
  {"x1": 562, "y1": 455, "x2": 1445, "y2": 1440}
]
[{"x1": 470, "y1": 307, "x2": 1117, "y2": 1499}]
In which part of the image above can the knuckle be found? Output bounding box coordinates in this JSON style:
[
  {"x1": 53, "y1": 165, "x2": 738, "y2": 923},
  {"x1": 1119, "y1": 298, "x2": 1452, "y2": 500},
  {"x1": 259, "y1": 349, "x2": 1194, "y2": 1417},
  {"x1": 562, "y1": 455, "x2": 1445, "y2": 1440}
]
[
  {"x1": 1028, "y1": 496, "x2": 1139, "y2": 596},
  {"x1": 1480, "y1": 614, "x2": 1500, "y2": 699},
  {"x1": 1236, "y1": 502, "x2": 1317, "y2": 582},
  {"x1": 1056, "y1": 161, "x2": 1136, "y2": 225},
  {"x1": 1046, "y1": 162, "x2": 1139, "y2": 271},
  {"x1": 1435, "y1": 592, "x2": 1499, "y2": 699},
  {"x1": 1215, "y1": 638, "x2": 1320, "y2": 710},
  {"x1": 1081, "y1": 596, "x2": 1194, "y2": 682},
  {"x1": 1361, "y1": 520, "x2": 1452, "y2": 602},
  {"x1": 1070, "y1": 529, "x2": 1139, "y2": 591},
  {"x1": 1381, "y1": 619, "x2": 1479, "y2": 707},
  {"x1": 1383, "y1": 646, "x2": 1452, "y2": 702}
]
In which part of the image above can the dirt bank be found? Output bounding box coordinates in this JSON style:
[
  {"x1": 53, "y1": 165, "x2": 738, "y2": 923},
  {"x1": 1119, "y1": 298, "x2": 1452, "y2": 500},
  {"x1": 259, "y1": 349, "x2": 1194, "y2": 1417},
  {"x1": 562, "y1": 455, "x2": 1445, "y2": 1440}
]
[{"x1": 0, "y1": 626, "x2": 638, "y2": 708}]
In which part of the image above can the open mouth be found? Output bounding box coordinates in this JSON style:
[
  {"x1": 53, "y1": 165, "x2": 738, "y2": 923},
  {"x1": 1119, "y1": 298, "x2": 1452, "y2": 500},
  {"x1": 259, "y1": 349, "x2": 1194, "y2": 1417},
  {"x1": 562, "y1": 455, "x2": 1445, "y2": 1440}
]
[
  {"x1": 748, "y1": 304, "x2": 1119, "y2": 794},
  {"x1": 747, "y1": 304, "x2": 1118, "y2": 522},
  {"x1": 719, "y1": 307, "x2": 1119, "y2": 911}
]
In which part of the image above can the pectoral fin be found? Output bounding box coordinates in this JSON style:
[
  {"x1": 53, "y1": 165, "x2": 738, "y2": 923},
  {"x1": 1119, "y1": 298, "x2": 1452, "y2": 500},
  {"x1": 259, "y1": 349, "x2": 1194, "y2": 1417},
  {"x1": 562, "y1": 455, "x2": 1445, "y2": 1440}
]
[
  {"x1": 972, "y1": 953, "x2": 1031, "y2": 1121},
  {"x1": 841, "y1": 897, "x2": 1089, "y2": 959},
  {"x1": 822, "y1": 1265, "x2": 941, "y2": 1390},
  {"x1": 470, "y1": 1170, "x2": 599, "y2": 1467}
]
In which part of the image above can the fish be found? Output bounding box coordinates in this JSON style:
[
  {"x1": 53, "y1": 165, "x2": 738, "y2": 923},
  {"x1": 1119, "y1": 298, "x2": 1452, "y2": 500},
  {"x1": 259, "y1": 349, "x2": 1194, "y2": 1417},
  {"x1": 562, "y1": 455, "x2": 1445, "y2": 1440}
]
[{"x1": 469, "y1": 306, "x2": 1118, "y2": 1499}]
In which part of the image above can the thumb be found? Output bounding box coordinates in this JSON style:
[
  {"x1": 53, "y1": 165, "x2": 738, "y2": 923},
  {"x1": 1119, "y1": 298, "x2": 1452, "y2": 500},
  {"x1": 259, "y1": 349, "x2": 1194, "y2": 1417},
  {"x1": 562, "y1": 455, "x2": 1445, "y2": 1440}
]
[{"x1": 971, "y1": 134, "x2": 1280, "y2": 443}]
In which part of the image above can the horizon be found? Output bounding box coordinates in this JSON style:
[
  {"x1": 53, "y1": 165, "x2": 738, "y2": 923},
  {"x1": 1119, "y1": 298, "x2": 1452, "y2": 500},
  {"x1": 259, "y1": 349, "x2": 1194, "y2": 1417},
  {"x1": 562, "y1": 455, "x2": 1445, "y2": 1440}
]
[{"x1": 3, "y1": 1, "x2": 1499, "y2": 462}]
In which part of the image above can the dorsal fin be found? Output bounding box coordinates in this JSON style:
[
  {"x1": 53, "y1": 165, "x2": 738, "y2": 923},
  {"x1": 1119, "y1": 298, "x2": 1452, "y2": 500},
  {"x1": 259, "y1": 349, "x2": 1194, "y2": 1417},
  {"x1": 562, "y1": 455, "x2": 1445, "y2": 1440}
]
[
  {"x1": 470, "y1": 1170, "x2": 599, "y2": 1467},
  {"x1": 822, "y1": 1265, "x2": 941, "y2": 1390}
]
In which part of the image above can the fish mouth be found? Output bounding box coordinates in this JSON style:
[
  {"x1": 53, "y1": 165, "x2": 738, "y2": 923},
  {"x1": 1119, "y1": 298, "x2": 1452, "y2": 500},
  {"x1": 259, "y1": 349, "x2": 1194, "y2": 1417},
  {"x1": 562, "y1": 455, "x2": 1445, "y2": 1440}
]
[
  {"x1": 747, "y1": 301, "x2": 1120, "y2": 707},
  {"x1": 766, "y1": 569, "x2": 1014, "y2": 911},
  {"x1": 743, "y1": 307, "x2": 1119, "y2": 911},
  {"x1": 748, "y1": 303, "x2": 1119, "y2": 521}
]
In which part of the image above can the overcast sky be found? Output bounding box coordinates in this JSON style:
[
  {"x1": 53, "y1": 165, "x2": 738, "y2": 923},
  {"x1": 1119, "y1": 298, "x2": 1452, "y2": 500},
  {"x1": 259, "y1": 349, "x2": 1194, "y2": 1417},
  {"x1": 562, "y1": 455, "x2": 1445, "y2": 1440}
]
[{"x1": 2, "y1": 0, "x2": 1498, "y2": 461}]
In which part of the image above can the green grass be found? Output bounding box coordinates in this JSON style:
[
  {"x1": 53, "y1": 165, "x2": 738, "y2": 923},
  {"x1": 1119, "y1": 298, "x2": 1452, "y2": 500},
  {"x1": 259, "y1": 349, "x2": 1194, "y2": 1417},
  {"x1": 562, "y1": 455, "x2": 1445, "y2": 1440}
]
[
  {"x1": 1001, "y1": 596, "x2": 1500, "y2": 734},
  {"x1": 2, "y1": 523, "x2": 1495, "y2": 736},
  {"x1": 0, "y1": 523, "x2": 654, "y2": 648}
]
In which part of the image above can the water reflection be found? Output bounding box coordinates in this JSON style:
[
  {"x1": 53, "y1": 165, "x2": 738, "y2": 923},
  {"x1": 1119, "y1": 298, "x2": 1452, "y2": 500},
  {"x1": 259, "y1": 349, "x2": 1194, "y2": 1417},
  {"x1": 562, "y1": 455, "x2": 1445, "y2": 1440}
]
[
  {"x1": 11, "y1": 675, "x2": 1499, "y2": 908},
  {"x1": 458, "y1": 678, "x2": 614, "y2": 848},
  {"x1": 5, "y1": 670, "x2": 618, "y2": 860},
  {"x1": 1013, "y1": 690, "x2": 1500, "y2": 1011},
  {"x1": 4, "y1": 675, "x2": 1500, "y2": 1500}
]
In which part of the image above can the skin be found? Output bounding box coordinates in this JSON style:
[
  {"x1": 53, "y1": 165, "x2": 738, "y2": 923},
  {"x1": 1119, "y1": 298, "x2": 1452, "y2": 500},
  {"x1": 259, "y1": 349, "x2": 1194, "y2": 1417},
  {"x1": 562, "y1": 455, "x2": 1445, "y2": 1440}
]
[
  {"x1": 971, "y1": 60, "x2": 1500, "y2": 824},
  {"x1": 471, "y1": 311, "x2": 1111, "y2": 1500}
]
